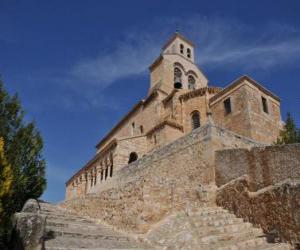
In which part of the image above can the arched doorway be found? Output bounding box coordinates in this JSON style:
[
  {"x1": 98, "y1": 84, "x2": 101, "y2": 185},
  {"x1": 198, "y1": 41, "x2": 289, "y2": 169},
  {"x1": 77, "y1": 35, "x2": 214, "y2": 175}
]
[{"x1": 128, "y1": 152, "x2": 138, "y2": 164}]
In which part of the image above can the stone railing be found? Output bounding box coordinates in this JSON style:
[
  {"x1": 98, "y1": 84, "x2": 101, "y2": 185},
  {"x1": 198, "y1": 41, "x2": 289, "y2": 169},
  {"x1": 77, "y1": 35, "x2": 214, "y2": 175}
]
[{"x1": 217, "y1": 175, "x2": 300, "y2": 246}]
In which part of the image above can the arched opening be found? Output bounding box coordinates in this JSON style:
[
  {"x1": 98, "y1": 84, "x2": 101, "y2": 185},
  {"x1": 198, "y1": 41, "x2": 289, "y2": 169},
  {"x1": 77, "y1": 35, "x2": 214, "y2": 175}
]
[
  {"x1": 174, "y1": 67, "x2": 182, "y2": 89},
  {"x1": 191, "y1": 111, "x2": 201, "y2": 130},
  {"x1": 180, "y1": 44, "x2": 184, "y2": 54},
  {"x1": 187, "y1": 48, "x2": 191, "y2": 58},
  {"x1": 188, "y1": 75, "x2": 196, "y2": 90},
  {"x1": 128, "y1": 152, "x2": 138, "y2": 164}
]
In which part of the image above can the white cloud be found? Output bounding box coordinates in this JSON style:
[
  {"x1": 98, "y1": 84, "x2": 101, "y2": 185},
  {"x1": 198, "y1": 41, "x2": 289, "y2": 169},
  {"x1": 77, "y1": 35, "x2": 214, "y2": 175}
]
[
  {"x1": 70, "y1": 32, "x2": 160, "y2": 88},
  {"x1": 67, "y1": 15, "x2": 300, "y2": 89}
]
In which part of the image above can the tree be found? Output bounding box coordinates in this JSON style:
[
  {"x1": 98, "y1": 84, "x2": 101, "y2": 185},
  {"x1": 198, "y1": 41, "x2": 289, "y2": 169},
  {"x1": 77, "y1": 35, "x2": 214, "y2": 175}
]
[
  {"x1": 276, "y1": 112, "x2": 300, "y2": 144},
  {"x1": 0, "y1": 137, "x2": 14, "y2": 239},
  {"x1": 0, "y1": 79, "x2": 46, "y2": 244}
]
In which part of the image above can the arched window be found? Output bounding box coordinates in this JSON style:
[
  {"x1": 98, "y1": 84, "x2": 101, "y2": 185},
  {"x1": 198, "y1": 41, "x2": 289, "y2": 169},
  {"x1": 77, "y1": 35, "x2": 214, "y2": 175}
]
[
  {"x1": 191, "y1": 111, "x2": 201, "y2": 130},
  {"x1": 128, "y1": 152, "x2": 138, "y2": 164},
  {"x1": 174, "y1": 67, "x2": 182, "y2": 89},
  {"x1": 187, "y1": 48, "x2": 191, "y2": 58},
  {"x1": 188, "y1": 75, "x2": 196, "y2": 90},
  {"x1": 180, "y1": 44, "x2": 184, "y2": 54}
]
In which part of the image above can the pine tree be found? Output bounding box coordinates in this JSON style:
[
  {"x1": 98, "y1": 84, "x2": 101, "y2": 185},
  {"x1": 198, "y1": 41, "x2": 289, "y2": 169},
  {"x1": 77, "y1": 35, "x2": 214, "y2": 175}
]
[{"x1": 276, "y1": 112, "x2": 300, "y2": 144}]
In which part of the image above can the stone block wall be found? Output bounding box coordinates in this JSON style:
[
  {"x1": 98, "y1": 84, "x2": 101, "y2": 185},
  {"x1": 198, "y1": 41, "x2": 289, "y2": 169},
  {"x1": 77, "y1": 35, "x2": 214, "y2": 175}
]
[
  {"x1": 62, "y1": 123, "x2": 258, "y2": 233},
  {"x1": 216, "y1": 144, "x2": 300, "y2": 190}
]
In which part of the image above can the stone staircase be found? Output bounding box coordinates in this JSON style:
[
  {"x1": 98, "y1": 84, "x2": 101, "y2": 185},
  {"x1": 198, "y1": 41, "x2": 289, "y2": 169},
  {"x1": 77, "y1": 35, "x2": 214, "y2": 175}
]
[
  {"x1": 145, "y1": 206, "x2": 292, "y2": 250},
  {"x1": 40, "y1": 202, "x2": 292, "y2": 249},
  {"x1": 40, "y1": 202, "x2": 149, "y2": 249}
]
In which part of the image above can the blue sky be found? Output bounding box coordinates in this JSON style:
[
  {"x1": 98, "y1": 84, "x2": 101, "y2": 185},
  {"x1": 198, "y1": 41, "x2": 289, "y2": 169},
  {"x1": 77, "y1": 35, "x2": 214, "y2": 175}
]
[{"x1": 1, "y1": 0, "x2": 299, "y2": 202}]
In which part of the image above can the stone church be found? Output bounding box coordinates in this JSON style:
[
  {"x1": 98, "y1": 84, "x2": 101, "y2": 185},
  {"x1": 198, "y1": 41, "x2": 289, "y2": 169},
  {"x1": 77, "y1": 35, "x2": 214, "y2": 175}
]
[{"x1": 66, "y1": 32, "x2": 283, "y2": 200}]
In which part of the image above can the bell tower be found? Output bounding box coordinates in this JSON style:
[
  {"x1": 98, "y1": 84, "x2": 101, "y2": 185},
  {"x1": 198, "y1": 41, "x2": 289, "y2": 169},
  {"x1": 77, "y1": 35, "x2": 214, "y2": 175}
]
[{"x1": 148, "y1": 32, "x2": 208, "y2": 95}]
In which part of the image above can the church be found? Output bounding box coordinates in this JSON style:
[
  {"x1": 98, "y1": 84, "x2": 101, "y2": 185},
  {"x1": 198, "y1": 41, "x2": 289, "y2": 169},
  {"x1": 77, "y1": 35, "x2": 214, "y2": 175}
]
[{"x1": 66, "y1": 32, "x2": 283, "y2": 200}]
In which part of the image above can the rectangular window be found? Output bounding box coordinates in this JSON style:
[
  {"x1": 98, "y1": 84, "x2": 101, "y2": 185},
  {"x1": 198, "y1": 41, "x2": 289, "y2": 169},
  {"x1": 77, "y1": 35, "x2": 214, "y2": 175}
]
[
  {"x1": 224, "y1": 98, "x2": 232, "y2": 115},
  {"x1": 140, "y1": 125, "x2": 144, "y2": 134},
  {"x1": 262, "y1": 96, "x2": 268, "y2": 113},
  {"x1": 131, "y1": 122, "x2": 135, "y2": 136}
]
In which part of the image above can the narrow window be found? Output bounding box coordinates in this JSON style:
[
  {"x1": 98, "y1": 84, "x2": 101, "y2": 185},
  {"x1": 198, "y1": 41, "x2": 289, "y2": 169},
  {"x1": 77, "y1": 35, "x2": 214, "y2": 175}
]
[
  {"x1": 262, "y1": 96, "x2": 269, "y2": 113},
  {"x1": 101, "y1": 169, "x2": 103, "y2": 181},
  {"x1": 140, "y1": 125, "x2": 144, "y2": 134},
  {"x1": 154, "y1": 134, "x2": 157, "y2": 144},
  {"x1": 128, "y1": 152, "x2": 138, "y2": 164},
  {"x1": 180, "y1": 44, "x2": 184, "y2": 54},
  {"x1": 105, "y1": 167, "x2": 108, "y2": 180},
  {"x1": 110, "y1": 165, "x2": 113, "y2": 177},
  {"x1": 188, "y1": 75, "x2": 196, "y2": 90},
  {"x1": 187, "y1": 48, "x2": 191, "y2": 58},
  {"x1": 224, "y1": 98, "x2": 232, "y2": 115},
  {"x1": 94, "y1": 170, "x2": 97, "y2": 185},
  {"x1": 191, "y1": 111, "x2": 200, "y2": 130},
  {"x1": 131, "y1": 122, "x2": 135, "y2": 136}
]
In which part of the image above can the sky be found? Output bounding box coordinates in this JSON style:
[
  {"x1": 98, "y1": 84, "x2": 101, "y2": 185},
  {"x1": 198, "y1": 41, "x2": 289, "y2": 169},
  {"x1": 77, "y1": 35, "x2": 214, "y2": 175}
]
[{"x1": 0, "y1": 0, "x2": 299, "y2": 202}]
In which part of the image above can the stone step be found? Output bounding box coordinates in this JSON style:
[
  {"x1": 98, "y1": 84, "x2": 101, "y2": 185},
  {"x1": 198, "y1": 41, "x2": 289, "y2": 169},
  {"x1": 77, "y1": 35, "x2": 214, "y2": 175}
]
[
  {"x1": 217, "y1": 241, "x2": 292, "y2": 250},
  {"x1": 42, "y1": 213, "x2": 93, "y2": 222},
  {"x1": 206, "y1": 222, "x2": 255, "y2": 235},
  {"x1": 46, "y1": 220, "x2": 114, "y2": 231},
  {"x1": 192, "y1": 212, "x2": 237, "y2": 222},
  {"x1": 199, "y1": 227, "x2": 263, "y2": 244},
  {"x1": 45, "y1": 227, "x2": 131, "y2": 241},
  {"x1": 44, "y1": 236, "x2": 147, "y2": 249},
  {"x1": 46, "y1": 216, "x2": 95, "y2": 225},
  {"x1": 46, "y1": 248, "x2": 147, "y2": 250},
  {"x1": 193, "y1": 217, "x2": 244, "y2": 227},
  {"x1": 190, "y1": 208, "x2": 230, "y2": 217}
]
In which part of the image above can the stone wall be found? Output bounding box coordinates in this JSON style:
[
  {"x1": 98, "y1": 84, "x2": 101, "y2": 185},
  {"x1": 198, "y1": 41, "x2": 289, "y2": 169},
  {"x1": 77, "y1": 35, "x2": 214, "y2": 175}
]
[
  {"x1": 217, "y1": 176, "x2": 300, "y2": 245},
  {"x1": 62, "y1": 123, "x2": 258, "y2": 233},
  {"x1": 210, "y1": 77, "x2": 282, "y2": 144},
  {"x1": 215, "y1": 144, "x2": 300, "y2": 190}
]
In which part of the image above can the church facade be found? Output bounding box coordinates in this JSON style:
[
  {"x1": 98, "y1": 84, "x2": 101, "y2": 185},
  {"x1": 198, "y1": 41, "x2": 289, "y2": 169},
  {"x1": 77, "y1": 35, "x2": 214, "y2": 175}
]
[{"x1": 65, "y1": 33, "x2": 283, "y2": 200}]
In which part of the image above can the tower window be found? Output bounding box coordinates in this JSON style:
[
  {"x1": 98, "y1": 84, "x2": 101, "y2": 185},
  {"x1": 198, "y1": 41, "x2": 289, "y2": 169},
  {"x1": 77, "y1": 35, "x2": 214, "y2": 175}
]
[
  {"x1": 180, "y1": 44, "x2": 184, "y2": 54},
  {"x1": 191, "y1": 111, "x2": 200, "y2": 130},
  {"x1": 174, "y1": 67, "x2": 182, "y2": 89},
  {"x1": 140, "y1": 125, "x2": 144, "y2": 134},
  {"x1": 188, "y1": 75, "x2": 196, "y2": 90},
  {"x1": 262, "y1": 96, "x2": 269, "y2": 113},
  {"x1": 131, "y1": 122, "x2": 135, "y2": 135},
  {"x1": 187, "y1": 48, "x2": 191, "y2": 58},
  {"x1": 224, "y1": 98, "x2": 232, "y2": 115}
]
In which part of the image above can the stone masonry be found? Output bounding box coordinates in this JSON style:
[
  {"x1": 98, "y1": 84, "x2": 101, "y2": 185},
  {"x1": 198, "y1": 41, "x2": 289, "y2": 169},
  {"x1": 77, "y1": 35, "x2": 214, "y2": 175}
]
[{"x1": 65, "y1": 33, "x2": 282, "y2": 199}]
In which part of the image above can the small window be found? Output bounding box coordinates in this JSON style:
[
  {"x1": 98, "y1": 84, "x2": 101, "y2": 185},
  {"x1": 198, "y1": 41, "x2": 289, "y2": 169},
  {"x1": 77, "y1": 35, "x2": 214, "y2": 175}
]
[
  {"x1": 131, "y1": 122, "x2": 135, "y2": 135},
  {"x1": 180, "y1": 44, "x2": 184, "y2": 54},
  {"x1": 188, "y1": 75, "x2": 196, "y2": 90},
  {"x1": 187, "y1": 48, "x2": 191, "y2": 58},
  {"x1": 224, "y1": 98, "x2": 232, "y2": 115},
  {"x1": 262, "y1": 97, "x2": 268, "y2": 113},
  {"x1": 140, "y1": 125, "x2": 144, "y2": 134},
  {"x1": 128, "y1": 152, "x2": 138, "y2": 164},
  {"x1": 191, "y1": 111, "x2": 200, "y2": 130},
  {"x1": 154, "y1": 134, "x2": 157, "y2": 144}
]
